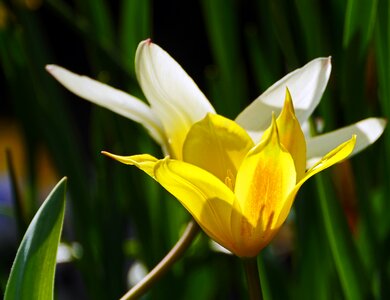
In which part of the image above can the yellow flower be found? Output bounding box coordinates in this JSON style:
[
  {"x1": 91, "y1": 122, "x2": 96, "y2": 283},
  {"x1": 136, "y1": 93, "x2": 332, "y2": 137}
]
[{"x1": 103, "y1": 90, "x2": 356, "y2": 257}]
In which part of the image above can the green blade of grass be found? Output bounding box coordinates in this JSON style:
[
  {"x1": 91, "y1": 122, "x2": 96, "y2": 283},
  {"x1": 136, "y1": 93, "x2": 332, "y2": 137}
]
[
  {"x1": 343, "y1": 0, "x2": 378, "y2": 53},
  {"x1": 294, "y1": 0, "x2": 330, "y2": 57},
  {"x1": 374, "y1": 1, "x2": 390, "y2": 297},
  {"x1": 75, "y1": 0, "x2": 114, "y2": 48},
  {"x1": 266, "y1": 0, "x2": 299, "y2": 66},
  {"x1": 315, "y1": 172, "x2": 368, "y2": 300},
  {"x1": 119, "y1": 0, "x2": 151, "y2": 76},
  {"x1": 295, "y1": 185, "x2": 341, "y2": 300},
  {"x1": 4, "y1": 177, "x2": 67, "y2": 300},
  {"x1": 244, "y1": 26, "x2": 282, "y2": 92},
  {"x1": 201, "y1": 0, "x2": 248, "y2": 118}
]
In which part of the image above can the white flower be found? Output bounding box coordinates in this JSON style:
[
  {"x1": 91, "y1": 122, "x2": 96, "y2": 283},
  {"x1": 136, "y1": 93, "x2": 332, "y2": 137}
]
[{"x1": 46, "y1": 39, "x2": 386, "y2": 165}]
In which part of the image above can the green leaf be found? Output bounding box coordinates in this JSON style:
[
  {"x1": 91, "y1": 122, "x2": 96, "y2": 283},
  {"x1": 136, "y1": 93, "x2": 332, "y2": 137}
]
[
  {"x1": 4, "y1": 177, "x2": 67, "y2": 300},
  {"x1": 315, "y1": 173, "x2": 368, "y2": 300},
  {"x1": 343, "y1": 0, "x2": 378, "y2": 52},
  {"x1": 119, "y1": 0, "x2": 151, "y2": 76},
  {"x1": 294, "y1": 0, "x2": 330, "y2": 57},
  {"x1": 201, "y1": 0, "x2": 248, "y2": 118}
]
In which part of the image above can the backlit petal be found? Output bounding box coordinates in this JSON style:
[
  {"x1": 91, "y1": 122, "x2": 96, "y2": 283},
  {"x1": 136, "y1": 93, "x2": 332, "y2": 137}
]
[
  {"x1": 276, "y1": 89, "x2": 306, "y2": 181},
  {"x1": 236, "y1": 57, "x2": 331, "y2": 142},
  {"x1": 154, "y1": 158, "x2": 237, "y2": 252},
  {"x1": 232, "y1": 116, "x2": 296, "y2": 256},
  {"x1": 135, "y1": 40, "x2": 215, "y2": 159},
  {"x1": 276, "y1": 135, "x2": 356, "y2": 228},
  {"x1": 306, "y1": 118, "x2": 386, "y2": 168},
  {"x1": 101, "y1": 152, "x2": 158, "y2": 178},
  {"x1": 46, "y1": 65, "x2": 164, "y2": 146},
  {"x1": 183, "y1": 114, "x2": 254, "y2": 183}
]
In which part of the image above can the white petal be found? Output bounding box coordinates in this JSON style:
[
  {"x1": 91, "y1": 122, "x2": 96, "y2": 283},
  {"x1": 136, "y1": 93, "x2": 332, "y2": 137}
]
[
  {"x1": 236, "y1": 57, "x2": 331, "y2": 142},
  {"x1": 306, "y1": 118, "x2": 387, "y2": 168},
  {"x1": 135, "y1": 39, "x2": 215, "y2": 159},
  {"x1": 46, "y1": 65, "x2": 165, "y2": 145}
]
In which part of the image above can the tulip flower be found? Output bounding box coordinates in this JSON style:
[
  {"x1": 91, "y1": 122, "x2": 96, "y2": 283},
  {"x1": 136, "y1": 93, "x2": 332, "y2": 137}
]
[
  {"x1": 46, "y1": 39, "x2": 385, "y2": 164},
  {"x1": 103, "y1": 91, "x2": 356, "y2": 257}
]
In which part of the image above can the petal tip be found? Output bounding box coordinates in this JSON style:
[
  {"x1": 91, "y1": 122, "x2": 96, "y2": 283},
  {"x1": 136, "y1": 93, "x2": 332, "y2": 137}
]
[
  {"x1": 323, "y1": 56, "x2": 332, "y2": 72},
  {"x1": 284, "y1": 87, "x2": 293, "y2": 105},
  {"x1": 101, "y1": 151, "x2": 129, "y2": 164},
  {"x1": 279, "y1": 87, "x2": 297, "y2": 119},
  {"x1": 351, "y1": 134, "x2": 357, "y2": 146},
  {"x1": 45, "y1": 64, "x2": 59, "y2": 75},
  {"x1": 144, "y1": 38, "x2": 152, "y2": 45},
  {"x1": 318, "y1": 56, "x2": 332, "y2": 72},
  {"x1": 270, "y1": 112, "x2": 280, "y2": 141},
  {"x1": 101, "y1": 151, "x2": 114, "y2": 159}
]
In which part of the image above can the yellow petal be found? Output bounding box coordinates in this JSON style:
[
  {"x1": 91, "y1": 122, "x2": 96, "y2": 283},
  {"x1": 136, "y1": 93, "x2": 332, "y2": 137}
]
[
  {"x1": 154, "y1": 157, "x2": 237, "y2": 252},
  {"x1": 306, "y1": 135, "x2": 356, "y2": 175},
  {"x1": 183, "y1": 113, "x2": 254, "y2": 185},
  {"x1": 276, "y1": 88, "x2": 306, "y2": 181},
  {"x1": 102, "y1": 150, "x2": 238, "y2": 253},
  {"x1": 306, "y1": 118, "x2": 386, "y2": 167},
  {"x1": 101, "y1": 152, "x2": 158, "y2": 178},
  {"x1": 275, "y1": 135, "x2": 357, "y2": 228},
  {"x1": 232, "y1": 115, "x2": 296, "y2": 256}
]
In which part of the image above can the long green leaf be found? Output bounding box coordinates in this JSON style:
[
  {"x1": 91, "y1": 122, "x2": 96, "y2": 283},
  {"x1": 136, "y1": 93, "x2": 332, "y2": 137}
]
[
  {"x1": 4, "y1": 177, "x2": 67, "y2": 300},
  {"x1": 343, "y1": 0, "x2": 378, "y2": 52},
  {"x1": 315, "y1": 173, "x2": 367, "y2": 300},
  {"x1": 119, "y1": 0, "x2": 151, "y2": 76},
  {"x1": 201, "y1": 0, "x2": 248, "y2": 118}
]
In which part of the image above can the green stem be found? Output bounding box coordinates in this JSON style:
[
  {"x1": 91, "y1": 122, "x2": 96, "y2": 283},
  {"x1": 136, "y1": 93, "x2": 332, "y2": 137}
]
[
  {"x1": 120, "y1": 220, "x2": 200, "y2": 300},
  {"x1": 243, "y1": 257, "x2": 263, "y2": 300}
]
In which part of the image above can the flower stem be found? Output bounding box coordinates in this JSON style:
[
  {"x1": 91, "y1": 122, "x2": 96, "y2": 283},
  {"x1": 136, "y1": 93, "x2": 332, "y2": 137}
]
[
  {"x1": 120, "y1": 220, "x2": 200, "y2": 300},
  {"x1": 243, "y1": 257, "x2": 263, "y2": 300}
]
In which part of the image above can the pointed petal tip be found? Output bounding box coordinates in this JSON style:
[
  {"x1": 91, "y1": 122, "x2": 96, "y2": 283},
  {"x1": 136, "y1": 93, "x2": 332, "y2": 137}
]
[
  {"x1": 341, "y1": 134, "x2": 357, "y2": 156},
  {"x1": 315, "y1": 56, "x2": 332, "y2": 72},
  {"x1": 380, "y1": 118, "x2": 388, "y2": 131},
  {"x1": 45, "y1": 64, "x2": 62, "y2": 76},
  {"x1": 350, "y1": 134, "x2": 357, "y2": 149},
  {"x1": 269, "y1": 113, "x2": 280, "y2": 142},
  {"x1": 284, "y1": 87, "x2": 293, "y2": 107},
  {"x1": 379, "y1": 117, "x2": 387, "y2": 127},
  {"x1": 101, "y1": 152, "x2": 159, "y2": 170},
  {"x1": 323, "y1": 56, "x2": 332, "y2": 71},
  {"x1": 101, "y1": 151, "x2": 132, "y2": 164},
  {"x1": 285, "y1": 86, "x2": 292, "y2": 98},
  {"x1": 45, "y1": 64, "x2": 55, "y2": 72},
  {"x1": 277, "y1": 87, "x2": 296, "y2": 119},
  {"x1": 44, "y1": 64, "x2": 68, "y2": 78},
  {"x1": 143, "y1": 38, "x2": 152, "y2": 45},
  {"x1": 318, "y1": 56, "x2": 331, "y2": 67},
  {"x1": 101, "y1": 151, "x2": 115, "y2": 159}
]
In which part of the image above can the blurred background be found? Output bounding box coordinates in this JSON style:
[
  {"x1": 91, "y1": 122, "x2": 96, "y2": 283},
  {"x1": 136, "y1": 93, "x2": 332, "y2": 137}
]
[{"x1": 0, "y1": 0, "x2": 389, "y2": 299}]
